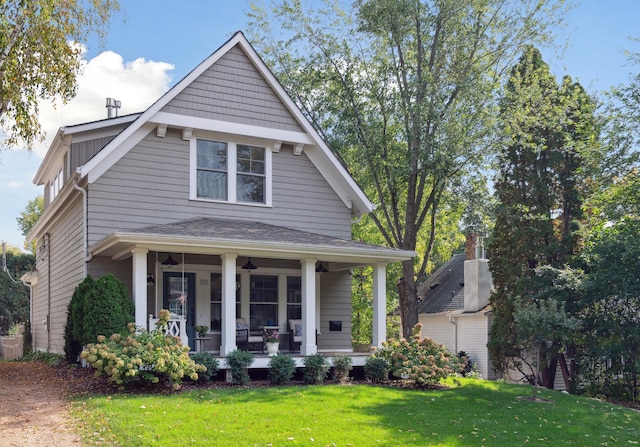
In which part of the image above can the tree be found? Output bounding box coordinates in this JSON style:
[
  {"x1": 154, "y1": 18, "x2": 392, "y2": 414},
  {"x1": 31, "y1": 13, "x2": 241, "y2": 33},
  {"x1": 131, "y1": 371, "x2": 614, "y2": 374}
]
[
  {"x1": 576, "y1": 171, "x2": 640, "y2": 401},
  {"x1": 0, "y1": 0, "x2": 120, "y2": 148},
  {"x1": 0, "y1": 247, "x2": 34, "y2": 333},
  {"x1": 16, "y1": 196, "x2": 43, "y2": 254},
  {"x1": 488, "y1": 46, "x2": 598, "y2": 388},
  {"x1": 249, "y1": 0, "x2": 566, "y2": 337}
]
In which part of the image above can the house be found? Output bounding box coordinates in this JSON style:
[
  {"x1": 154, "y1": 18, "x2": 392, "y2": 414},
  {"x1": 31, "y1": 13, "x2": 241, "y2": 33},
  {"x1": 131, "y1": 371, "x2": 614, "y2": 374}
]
[
  {"x1": 23, "y1": 31, "x2": 415, "y2": 366},
  {"x1": 417, "y1": 235, "x2": 498, "y2": 379}
]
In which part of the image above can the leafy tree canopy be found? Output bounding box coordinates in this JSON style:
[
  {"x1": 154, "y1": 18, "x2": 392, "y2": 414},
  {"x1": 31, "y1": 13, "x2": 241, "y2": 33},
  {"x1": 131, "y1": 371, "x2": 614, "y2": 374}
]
[
  {"x1": 16, "y1": 195, "x2": 43, "y2": 254},
  {"x1": 0, "y1": 0, "x2": 120, "y2": 148},
  {"x1": 249, "y1": 0, "x2": 567, "y2": 336}
]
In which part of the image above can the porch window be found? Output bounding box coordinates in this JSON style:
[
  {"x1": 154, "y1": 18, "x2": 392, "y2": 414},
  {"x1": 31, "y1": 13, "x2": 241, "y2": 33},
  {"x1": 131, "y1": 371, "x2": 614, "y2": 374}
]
[
  {"x1": 287, "y1": 276, "x2": 302, "y2": 320},
  {"x1": 210, "y1": 273, "x2": 240, "y2": 331},
  {"x1": 249, "y1": 275, "x2": 278, "y2": 329},
  {"x1": 191, "y1": 138, "x2": 271, "y2": 205}
]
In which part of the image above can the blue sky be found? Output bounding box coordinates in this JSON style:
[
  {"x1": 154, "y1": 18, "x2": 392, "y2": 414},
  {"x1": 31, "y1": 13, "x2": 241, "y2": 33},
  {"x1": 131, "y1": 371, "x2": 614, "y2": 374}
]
[{"x1": 1, "y1": 0, "x2": 639, "y2": 250}]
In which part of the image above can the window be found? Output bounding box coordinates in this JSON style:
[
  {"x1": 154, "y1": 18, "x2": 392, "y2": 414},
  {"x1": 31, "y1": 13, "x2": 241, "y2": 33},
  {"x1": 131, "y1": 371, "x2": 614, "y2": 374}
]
[
  {"x1": 237, "y1": 145, "x2": 265, "y2": 203},
  {"x1": 191, "y1": 138, "x2": 271, "y2": 205},
  {"x1": 197, "y1": 140, "x2": 227, "y2": 200},
  {"x1": 287, "y1": 276, "x2": 301, "y2": 320},
  {"x1": 210, "y1": 273, "x2": 240, "y2": 331},
  {"x1": 50, "y1": 169, "x2": 63, "y2": 202},
  {"x1": 249, "y1": 275, "x2": 278, "y2": 329}
]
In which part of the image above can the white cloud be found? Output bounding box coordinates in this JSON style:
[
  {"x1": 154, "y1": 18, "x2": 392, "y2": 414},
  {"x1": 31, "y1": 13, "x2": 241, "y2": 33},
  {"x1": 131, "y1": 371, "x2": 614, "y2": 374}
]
[{"x1": 34, "y1": 48, "x2": 174, "y2": 156}]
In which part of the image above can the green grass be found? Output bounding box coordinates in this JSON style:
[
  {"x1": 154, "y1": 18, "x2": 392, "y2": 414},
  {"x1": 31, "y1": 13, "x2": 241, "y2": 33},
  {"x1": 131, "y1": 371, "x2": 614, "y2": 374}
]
[{"x1": 75, "y1": 378, "x2": 640, "y2": 446}]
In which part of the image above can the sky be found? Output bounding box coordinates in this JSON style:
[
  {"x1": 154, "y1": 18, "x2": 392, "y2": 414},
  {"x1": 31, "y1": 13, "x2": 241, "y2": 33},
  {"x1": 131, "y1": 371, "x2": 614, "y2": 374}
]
[{"x1": 1, "y1": 0, "x2": 639, "y2": 251}]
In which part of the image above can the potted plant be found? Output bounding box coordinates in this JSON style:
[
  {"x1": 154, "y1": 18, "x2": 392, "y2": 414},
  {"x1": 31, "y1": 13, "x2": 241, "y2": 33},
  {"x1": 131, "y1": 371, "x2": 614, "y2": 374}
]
[
  {"x1": 264, "y1": 328, "x2": 280, "y2": 356},
  {"x1": 195, "y1": 325, "x2": 209, "y2": 338}
]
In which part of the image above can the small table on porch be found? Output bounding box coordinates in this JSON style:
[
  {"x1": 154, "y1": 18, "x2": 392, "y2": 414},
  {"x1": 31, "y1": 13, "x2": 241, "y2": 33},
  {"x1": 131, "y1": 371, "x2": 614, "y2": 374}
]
[{"x1": 195, "y1": 337, "x2": 211, "y2": 353}]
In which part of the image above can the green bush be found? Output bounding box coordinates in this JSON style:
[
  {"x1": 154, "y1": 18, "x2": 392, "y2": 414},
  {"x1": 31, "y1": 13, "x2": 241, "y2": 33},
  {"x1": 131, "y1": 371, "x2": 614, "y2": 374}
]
[
  {"x1": 376, "y1": 323, "x2": 456, "y2": 385},
  {"x1": 332, "y1": 354, "x2": 353, "y2": 384},
  {"x1": 303, "y1": 353, "x2": 330, "y2": 385},
  {"x1": 190, "y1": 352, "x2": 220, "y2": 382},
  {"x1": 81, "y1": 274, "x2": 134, "y2": 345},
  {"x1": 226, "y1": 349, "x2": 254, "y2": 385},
  {"x1": 364, "y1": 356, "x2": 389, "y2": 383},
  {"x1": 70, "y1": 276, "x2": 95, "y2": 346},
  {"x1": 268, "y1": 353, "x2": 296, "y2": 385},
  {"x1": 81, "y1": 309, "x2": 205, "y2": 390}
]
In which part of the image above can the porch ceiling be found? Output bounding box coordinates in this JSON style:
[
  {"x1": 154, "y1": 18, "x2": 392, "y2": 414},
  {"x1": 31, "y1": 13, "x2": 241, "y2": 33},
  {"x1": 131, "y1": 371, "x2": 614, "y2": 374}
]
[{"x1": 89, "y1": 217, "x2": 415, "y2": 265}]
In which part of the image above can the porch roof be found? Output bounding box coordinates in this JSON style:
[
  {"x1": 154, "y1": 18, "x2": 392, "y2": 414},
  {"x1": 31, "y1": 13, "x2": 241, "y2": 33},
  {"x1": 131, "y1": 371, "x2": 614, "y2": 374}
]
[{"x1": 90, "y1": 217, "x2": 415, "y2": 265}]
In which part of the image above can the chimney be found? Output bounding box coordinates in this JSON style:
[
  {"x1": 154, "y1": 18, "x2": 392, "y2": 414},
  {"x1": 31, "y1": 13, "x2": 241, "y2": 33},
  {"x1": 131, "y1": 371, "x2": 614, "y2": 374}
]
[
  {"x1": 463, "y1": 233, "x2": 491, "y2": 312},
  {"x1": 465, "y1": 232, "x2": 486, "y2": 260},
  {"x1": 105, "y1": 98, "x2": 121, "y2": 118}
]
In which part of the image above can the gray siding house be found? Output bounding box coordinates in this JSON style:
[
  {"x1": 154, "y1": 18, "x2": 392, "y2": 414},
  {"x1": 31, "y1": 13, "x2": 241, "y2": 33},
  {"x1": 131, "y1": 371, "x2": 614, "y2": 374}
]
[{"x1": 24, "y1": 32, "x2": 414, "y2": 363}]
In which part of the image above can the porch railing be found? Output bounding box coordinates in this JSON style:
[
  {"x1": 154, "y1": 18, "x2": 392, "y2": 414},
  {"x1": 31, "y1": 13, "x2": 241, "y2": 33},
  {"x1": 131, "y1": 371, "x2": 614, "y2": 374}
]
[{"x1": 148, "y1": 315, "x2": 188, "y2": 347}]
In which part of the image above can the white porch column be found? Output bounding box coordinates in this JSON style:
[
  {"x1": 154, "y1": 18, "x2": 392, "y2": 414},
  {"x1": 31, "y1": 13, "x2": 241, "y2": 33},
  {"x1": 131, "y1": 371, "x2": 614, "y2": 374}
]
[
  {"x1": 301, "y1": 258, "x2": 317, "y2": 355},
  {"x1": 220, "y1": 254, "x2": 237, "y2": 356},
  {"x1": 372, "y1": 262, "x2": 387, "y2": 348},
  {"x1": 132, "y1": 248, "x2": 149, "y2": 329}
]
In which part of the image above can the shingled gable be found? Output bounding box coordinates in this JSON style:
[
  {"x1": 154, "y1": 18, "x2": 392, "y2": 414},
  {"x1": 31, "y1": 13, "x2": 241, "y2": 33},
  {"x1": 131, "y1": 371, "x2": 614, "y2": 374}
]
[{"x1": 77, "y1": 31, "x2": 373, "y2": 217}]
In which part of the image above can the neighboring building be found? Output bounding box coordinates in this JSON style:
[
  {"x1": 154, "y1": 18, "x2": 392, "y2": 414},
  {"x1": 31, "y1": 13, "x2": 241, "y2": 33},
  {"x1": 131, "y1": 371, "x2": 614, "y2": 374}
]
[
  {"x1": 23, "y1": 32, "x2": 414, "y2": 361},
  {"x1": 417, "y1": 235, "x2": 497, "y2": 379}
]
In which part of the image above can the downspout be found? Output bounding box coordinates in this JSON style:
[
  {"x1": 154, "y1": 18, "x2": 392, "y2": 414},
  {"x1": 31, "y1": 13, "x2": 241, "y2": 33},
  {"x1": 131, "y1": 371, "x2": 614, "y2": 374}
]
[
  {"x1": 448, "y1": 315, "x2": 458, "y2": 354},
  {"x1": 45, "y1": 233, "x2": 51, "y2": 351},
  {"x1": 73, "y1": 178, "x2": 92, "y2": 276}
]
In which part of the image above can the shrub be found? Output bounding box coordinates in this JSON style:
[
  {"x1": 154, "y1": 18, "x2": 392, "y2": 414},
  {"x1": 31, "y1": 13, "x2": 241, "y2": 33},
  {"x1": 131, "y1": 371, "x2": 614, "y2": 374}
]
[
  {"x1": 303, "y1": 353, "x2": 330, "y2": 384},
  {"x1": 81, "y1": 310, "x2": 205, "y2": 390},
  {"x1": 191, "y1": 352, "x2": 219, "y2": 382},
  {"x1": 364, "y1": 356, "x2": 389, "y2": 383},
  {"x1": 71, "y1": 276, "x2": 95, "y2": 346},
  {"x1": 81, "y1": 274, "x2": 134, "y2": 345},
  {"x1": 376, "y1": 323, "x2": 456, "y2": 385},
  {"x1": 456, "y1": 351, "x2": 472, "y2": 376},
  {"x1": 332, "y1": 354, "x2": 353, "y2": 384},
  {"x1": 226, "y1": 349, "x2": 254, "y2": 385},
  {"x1": 19, "y1": 350, "x2": 64, "y2": 366},
  {"x1": 268, "y1": 353, "x2": 296, "y2": 385}
]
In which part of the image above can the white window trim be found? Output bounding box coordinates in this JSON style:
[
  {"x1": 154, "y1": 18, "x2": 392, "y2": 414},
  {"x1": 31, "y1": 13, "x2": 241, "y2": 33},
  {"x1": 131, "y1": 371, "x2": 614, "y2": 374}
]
[{"x1": 190, "y1": 137, "x2": 272, "y2": 207}]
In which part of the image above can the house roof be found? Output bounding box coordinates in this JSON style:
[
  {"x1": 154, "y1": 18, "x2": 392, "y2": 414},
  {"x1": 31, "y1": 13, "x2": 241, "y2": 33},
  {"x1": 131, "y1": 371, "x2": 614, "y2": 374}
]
[
  {"x1": 417, "y1": 253, "x2": 466, "y2": 314},
  {"x1": 90, "y1": 217, "x2": 415, "y2": 265},
  {"x1": 72, "y1": 31, "x2": 374, "y2": 218}
]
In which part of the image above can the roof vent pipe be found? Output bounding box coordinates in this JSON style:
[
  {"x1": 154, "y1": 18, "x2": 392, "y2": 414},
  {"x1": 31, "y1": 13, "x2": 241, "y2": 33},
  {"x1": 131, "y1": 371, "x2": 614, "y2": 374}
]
[{"x1": 106, "y1": 98, "x2": 121, "y2": 118}]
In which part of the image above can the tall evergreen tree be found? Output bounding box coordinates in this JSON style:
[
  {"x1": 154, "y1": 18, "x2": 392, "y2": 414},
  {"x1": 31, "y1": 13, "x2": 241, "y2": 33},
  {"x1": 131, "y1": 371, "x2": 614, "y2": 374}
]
[{"x1": 488, "y1": 46, "x2": 597, "y2": 388}]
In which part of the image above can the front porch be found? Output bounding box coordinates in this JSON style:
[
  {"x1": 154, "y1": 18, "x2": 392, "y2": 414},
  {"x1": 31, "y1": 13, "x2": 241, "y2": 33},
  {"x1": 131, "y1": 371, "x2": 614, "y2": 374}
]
[{"x1": 88, "y1": 218, "x2": 415, "y2": 358}]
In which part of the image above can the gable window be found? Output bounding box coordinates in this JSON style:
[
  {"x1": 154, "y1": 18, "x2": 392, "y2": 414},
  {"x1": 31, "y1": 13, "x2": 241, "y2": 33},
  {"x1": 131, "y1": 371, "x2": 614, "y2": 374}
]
[
  {"x1": 237, "y1": 145, "x2": 265, "y2": 203},
  {"x1": 191, "y1": 138, "x2": 271, "y2": 206},
  {"x1": 196, "y1": 140, "x2": 227, "y2": 200},
  {"x1": 50, "y1": 169, "x2": 64, "y2": 202}
]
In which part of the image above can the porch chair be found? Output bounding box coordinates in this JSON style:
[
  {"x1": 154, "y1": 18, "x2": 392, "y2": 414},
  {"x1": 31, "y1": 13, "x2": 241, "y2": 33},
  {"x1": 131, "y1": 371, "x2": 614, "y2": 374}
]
[
  {"x1": 288, "y1": 319, "x2": 303, "y2": 353},
  {"x1": 236, "y1": 318, "x2": 264, "y2": 352}
]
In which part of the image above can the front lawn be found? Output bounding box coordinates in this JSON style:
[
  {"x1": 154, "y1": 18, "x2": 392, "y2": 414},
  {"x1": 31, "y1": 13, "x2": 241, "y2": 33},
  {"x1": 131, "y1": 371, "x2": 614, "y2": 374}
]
[{"x1": 75, "y1": 378, "x2": 640, "y2": 446}]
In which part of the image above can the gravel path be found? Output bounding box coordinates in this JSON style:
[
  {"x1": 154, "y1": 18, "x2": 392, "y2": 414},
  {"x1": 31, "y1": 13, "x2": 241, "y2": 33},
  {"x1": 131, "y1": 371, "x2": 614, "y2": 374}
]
[{"x1": 0, "y1": 361, "x2": 81, "y2": 446}]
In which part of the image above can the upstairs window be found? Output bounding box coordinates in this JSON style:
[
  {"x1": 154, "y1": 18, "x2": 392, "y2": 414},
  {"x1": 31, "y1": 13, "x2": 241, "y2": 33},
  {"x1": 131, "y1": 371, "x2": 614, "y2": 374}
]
[
  {"x1": 196, "y1": 140, "x2": 227, "y2": 200},
  {"x1": 191, "y1": 138, "x2": 271, "y2": 206},
  {"x1": 50, "y1": 169, "x2": 63, "y2": 202},
  {"x1": 237, "y1": 145, "x2": 265, "y2": 203}
]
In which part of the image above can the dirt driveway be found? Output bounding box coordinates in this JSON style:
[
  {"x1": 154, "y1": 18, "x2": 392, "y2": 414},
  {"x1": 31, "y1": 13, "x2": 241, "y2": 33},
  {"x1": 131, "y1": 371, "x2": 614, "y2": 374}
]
[{"x1": 0, "y1": 361, "x2": 81, "y2": 446}]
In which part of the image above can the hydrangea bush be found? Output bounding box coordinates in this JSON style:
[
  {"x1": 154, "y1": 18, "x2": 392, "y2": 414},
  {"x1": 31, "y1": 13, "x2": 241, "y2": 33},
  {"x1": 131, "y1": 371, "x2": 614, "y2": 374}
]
[
  {"x1": 374, "y1": 323, "x2": 464, "y2": 385},
  {"x1": 81, "y1": 309, "x2": 205, "y2": 390}
]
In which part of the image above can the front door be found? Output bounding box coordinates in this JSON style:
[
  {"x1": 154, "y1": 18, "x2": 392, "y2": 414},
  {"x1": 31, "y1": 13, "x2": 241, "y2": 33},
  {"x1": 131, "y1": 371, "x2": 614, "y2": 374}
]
[{"x1": 163, "y1": 272, "x2": 196, "y2": 350}]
